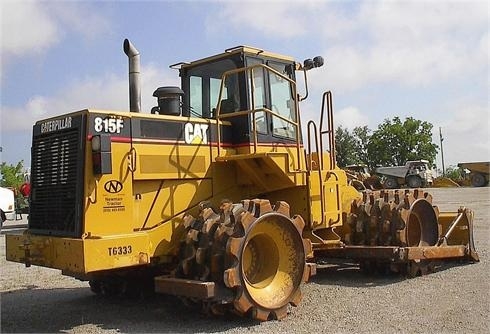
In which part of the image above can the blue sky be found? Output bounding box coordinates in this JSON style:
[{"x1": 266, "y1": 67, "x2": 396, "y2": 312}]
[{"x1": 1, "y1": 0, "x2": 488, "y2": 170}]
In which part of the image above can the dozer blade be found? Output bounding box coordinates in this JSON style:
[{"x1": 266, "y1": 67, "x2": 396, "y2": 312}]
[{"x1": 436, "y1": 207, "x2": 479, "y2": 262}]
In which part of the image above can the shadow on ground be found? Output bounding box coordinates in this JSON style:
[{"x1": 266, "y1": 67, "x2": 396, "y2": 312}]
[
  {"x1": 1, "y1": 287, "x2": 260, "y2": 333},
  {"x1": 1, "y1": 261, "x2": 478, "y2": 332},
  {"x1": 311, "y1": 260, "x2": 477, "y2": 288}
]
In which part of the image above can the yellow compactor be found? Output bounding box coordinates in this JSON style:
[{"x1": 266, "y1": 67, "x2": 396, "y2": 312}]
[{"x1": 6, "y1": 40, "x2": 478, "y2": 321}]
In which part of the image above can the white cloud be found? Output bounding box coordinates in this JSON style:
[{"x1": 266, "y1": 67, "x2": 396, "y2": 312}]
[
  {"x1": 0, "y1": 1, "x2": 110, "y2": 58},
  {"x1": 211, "y1": 1, "x2": 488, "y2": 92},
  {"x1": 26, "y1": 96, "x2": 50, "y2": 118},
  {"x1": 322, "y1": 1, "x2": 488, "y2": 91},
  {"x1": 47, "y1": 3, "x2": 112, "y2": 42},
  {"x1": 210, "y1": 0, "x2": 327, "y2": 39},
  {"x1": 1, "y1": 64, "x2": 178, "y2": 132},
  {"x1": 0, "y1": 1, "x2": 59, "y2": 56},
  {"x1": 361, "y1": 1, "x2": 487, "y2": 40},
  {"x1": 439, "y1": 104, "x2": 490, "y2": 165},
  {"x1": 334, "y1": 106, "x2": 369, "y2": 131}
]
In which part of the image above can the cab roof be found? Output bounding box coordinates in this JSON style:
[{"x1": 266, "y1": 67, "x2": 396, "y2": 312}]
[{"x1": 172, "y1": 45, "x2": 296, "y2": 70}]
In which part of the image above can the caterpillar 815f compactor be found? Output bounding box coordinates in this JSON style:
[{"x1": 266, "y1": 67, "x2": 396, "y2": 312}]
[{"x1": 6, "y1": 39, "x2": 478, "y2": 321}]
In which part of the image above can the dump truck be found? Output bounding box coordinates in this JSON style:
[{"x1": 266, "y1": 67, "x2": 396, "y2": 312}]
[
  {"x1": 457, "y1": 162, "x2": 489, "y2": 187},
  {"x1": 376, "y1": 160, "x2": 433, "y2": 189},
  {"x1": 5, "y1": 40, "x2": 478, "y2": 321}
]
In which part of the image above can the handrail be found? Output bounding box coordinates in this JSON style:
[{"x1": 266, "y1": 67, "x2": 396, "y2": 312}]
[
  {"x1": 325, "y1": 170, "x2": 341, "y2": 225},
  {"x1": 214, "y1": 64, "x2": 302, "y2": 170},
  {"x1": 319, "y1": 91, "x2": 336, "y2": 170},
  {"x1": 321, "y1": 91, "x2": 340, "y2": 223},
  {"x1": 327, "y1": 92, "x2": 336, "y2": 170},
  {"x1": 307, "y1": 120, "x2": 325, "y2": 222},
  {"x1": 306, "y1": 120, "x2": 321, "y2": 171},
  {"x1": 218, "y1": 107, "x2": 296, "y2": 124}
]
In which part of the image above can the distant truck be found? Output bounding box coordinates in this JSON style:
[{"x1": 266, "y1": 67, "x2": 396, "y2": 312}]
[
  {"x1": 457, "y1": 161, "x2": 489, "y2": 187},
  {"x1": 375, "y1": 160, "x2": 433, "y2": 189},
  {"x1": 0, "y1": 187, "x2": 15, "y2": 226}
]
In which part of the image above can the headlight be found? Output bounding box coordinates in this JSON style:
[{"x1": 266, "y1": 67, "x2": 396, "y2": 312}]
[{"x1": 91, "y1": 135, "x2": 101, "y2": 152}]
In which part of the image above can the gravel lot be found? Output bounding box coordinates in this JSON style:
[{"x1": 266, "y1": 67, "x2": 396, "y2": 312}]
[{"x1": 1, "y1": 187, "x2": 489, "y2": 333}]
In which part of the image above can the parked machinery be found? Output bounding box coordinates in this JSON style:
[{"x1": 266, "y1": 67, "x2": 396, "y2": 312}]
[
  {"x1": 6, "y1": 40, "x2": 478, "y2": 321},
  {"x1": 376, "y1": 160, "x2": 434, "y2": 189},
  {"x1": 458, "y1": 162, "x2": 489, "y2": 187}
]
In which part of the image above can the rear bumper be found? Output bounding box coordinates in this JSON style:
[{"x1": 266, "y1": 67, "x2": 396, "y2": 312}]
[{"x1": 5, "y1": 230, "x2": 152, "y2": 276}]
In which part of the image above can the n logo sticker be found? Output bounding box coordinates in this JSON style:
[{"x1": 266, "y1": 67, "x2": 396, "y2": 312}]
[{"x1": 104, "y1": 180, "x2": 123, "y2": 193}]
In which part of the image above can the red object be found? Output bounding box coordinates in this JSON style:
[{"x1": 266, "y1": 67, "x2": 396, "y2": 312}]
[{"x1": 19, "y1": 183, "x2": 31, "y2": 197}]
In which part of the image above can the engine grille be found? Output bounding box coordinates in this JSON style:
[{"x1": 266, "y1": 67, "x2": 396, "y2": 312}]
[{"x1": 29, "y1": 124, "x2": 84, "y2": 236}]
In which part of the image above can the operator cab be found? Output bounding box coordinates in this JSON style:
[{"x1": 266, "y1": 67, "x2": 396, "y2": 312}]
[{"x1": 176, "y1": 46, "x2": 300, "y2": 147}]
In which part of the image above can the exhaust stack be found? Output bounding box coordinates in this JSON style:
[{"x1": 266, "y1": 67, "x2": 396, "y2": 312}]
[{"x1": 123, "y1": 39, "x2": 141, "y2": 113}]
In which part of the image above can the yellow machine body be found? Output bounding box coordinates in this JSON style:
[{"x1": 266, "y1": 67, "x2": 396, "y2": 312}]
[
  {"x1": 6, "y1": 45, "x2": 353, "y2": 277},
  {"x1": 5, "y1": 110, "x2": 313, "y2": 275},
  {"x1": 5, "y1": 42, "x2": 478, "y2": 321}
]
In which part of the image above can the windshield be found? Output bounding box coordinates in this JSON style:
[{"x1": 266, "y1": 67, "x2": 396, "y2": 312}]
[{"x1": 185, "y1": 58, "x2": 240, "y2": 118}]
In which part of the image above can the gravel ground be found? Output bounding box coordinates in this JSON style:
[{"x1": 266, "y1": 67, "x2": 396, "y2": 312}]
[{"x1": 1, "y1": 187, "x2": 489, "y2": 333}]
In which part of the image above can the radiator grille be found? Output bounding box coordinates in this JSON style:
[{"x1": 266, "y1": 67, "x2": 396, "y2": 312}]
[{"x1": 29, "y1": 126, "x2": 84, "y2": 236}]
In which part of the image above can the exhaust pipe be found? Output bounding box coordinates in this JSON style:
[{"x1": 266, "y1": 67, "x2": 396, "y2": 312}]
[{"x1": 123, "y1": 39, "x2": 141, "y2": 113}]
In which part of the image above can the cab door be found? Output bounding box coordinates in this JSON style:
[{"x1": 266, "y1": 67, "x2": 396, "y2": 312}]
[{"x1": 245, "y1": 57, "x2": 299, "y2": 146}]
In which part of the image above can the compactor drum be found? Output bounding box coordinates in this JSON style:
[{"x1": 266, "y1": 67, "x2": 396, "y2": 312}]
[
  {"x1": 345, "y1": 189, "x2": 478, "y2": 276},
  {"x1": 5, "y1": 40, "x2": 478, "y2": 321},
  {"x1": 166, "y1": 199, "x2": 312, "y2": 320}
]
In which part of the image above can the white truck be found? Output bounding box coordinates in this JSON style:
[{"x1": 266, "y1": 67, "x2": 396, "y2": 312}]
[
  {"x1": 375, "y1": 160, "x2": 433, "y2": 189},
  {"x1": 0, "y1": 187, "x2": 15, "y2": 227}
]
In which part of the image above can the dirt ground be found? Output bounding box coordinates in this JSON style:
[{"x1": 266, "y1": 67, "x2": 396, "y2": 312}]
[{"x1": 1, "y1": 187, "x2": 489, "y2": 333}]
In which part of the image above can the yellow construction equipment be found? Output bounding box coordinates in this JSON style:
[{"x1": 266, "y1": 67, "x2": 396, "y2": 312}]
[
  {"x1": 458, "y1": 162, "x2": 489, "y2": 187},
  {"x1": 432, "y1": 177, "x2": 460, "y2": 187},
  {"x1": 5, "y1": 40, "x2": 478, "y2": 321}
]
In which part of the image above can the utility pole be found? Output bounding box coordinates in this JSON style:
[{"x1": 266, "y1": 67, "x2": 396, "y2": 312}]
[{"x1": 439, "y1": 127, "x2": 445, "y2": 176}]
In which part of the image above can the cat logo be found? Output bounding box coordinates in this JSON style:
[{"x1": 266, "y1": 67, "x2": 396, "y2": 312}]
[
  {"x1": 104, "y1": 180, "x2": 123, "y2": 193},
  {"x1": 184, "y1": 123, "x2": 209, "y2": 145}
]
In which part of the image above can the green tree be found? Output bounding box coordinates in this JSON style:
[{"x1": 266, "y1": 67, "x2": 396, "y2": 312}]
[
  {"x1": 352, "y1": 126, "x2": 370, "y2": 166},
  {"x1": 0, "y1": 161, "x2": 25, "y2": 188},
  {"x1": 335, "y1": 126, "x2": 358, "y2": 167},
  {"x1": 366, "y1": 117, "x2": 438, "y2": 168},
  {"x1": 335, "y1": 125, "x2": 371, "y2": 168}
]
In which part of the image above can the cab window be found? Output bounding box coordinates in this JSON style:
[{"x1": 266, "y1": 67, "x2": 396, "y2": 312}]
[
  {"x1": 246, "y1": 58, "x2": 267, "y2": 133},
  {"x1": 268, "y1": 61, "x2": 297, "y2": 139},
  {"x1": 186, "y1": 58, "x2": 239, "y2": 118}
]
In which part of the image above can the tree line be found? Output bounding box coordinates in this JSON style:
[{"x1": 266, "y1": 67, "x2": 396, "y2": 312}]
[{"x1": 335, "y1": 116, "x2": 438, "y2": 171}]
